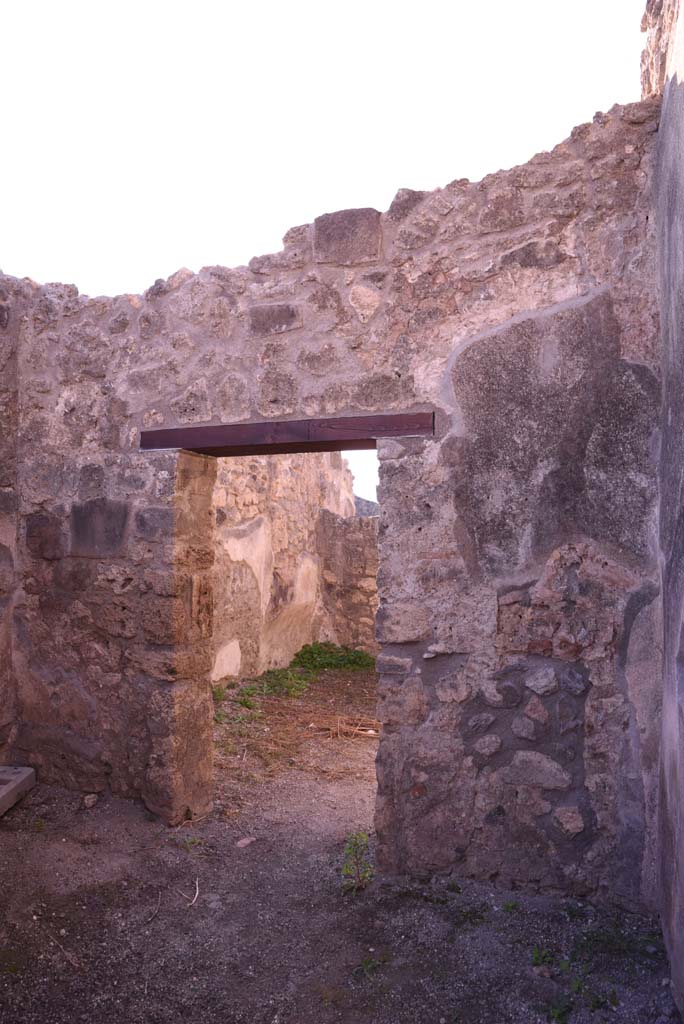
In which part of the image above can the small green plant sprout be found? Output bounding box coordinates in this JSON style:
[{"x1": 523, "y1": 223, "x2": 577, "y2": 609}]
[
  {"x1": 455, "y1": 903, "x2": 489, "y2": 927},
  {"x1": 212, "y1": 684, "x2": 228, "y2": 704},
  {"x1": 503, "y1": 899, "x2": 520, "y2": 913},
  {"x1": 563, "y1": 899, "x2": 588, "y2": 922},
  {"x1": 0, "y1": 949, "x2": 21, "y2": 976},
  {"x1": 531, "y1": 947, "x2": 554, "y2": 967},
  {"x1": 588, "y1": 991, "x2": 609, "y2": 1011},
  {"x1": 352, "y1": 950, "x2": 391, "y2": 979},
  {"x1": 592, "y1": 986, "x2": 620, "y2": 1010},
  {"x1": 341, "y1": 831, "x2": 374, "y2": 893},
  {"x1": 179, "y1": 835, "x2": 203, "y2": 853},
  {"x1": 353, "y1": 956, "x2": 382, "y2": 979},
  {"x1": 234, "y1": 711, "x2": 260, "y2": 724},
  {"x1": 548, "y1": 996, "x2": 573, "y2": 1024}
]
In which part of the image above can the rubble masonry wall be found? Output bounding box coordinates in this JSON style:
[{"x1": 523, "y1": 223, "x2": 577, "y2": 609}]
[{"x1": 0, "y1": 95, "x2": 662, "y2": 905}]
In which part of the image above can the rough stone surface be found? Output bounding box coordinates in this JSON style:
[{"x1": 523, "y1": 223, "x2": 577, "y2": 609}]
[
  {"x1": 473, "y1": 734, "x2": 502, "y2": 757},
  {"x1": 525, "y1": 667, "x2": 559, "y2": 696},
  {"x1": 313, "y1": 208, "x2": 382, "y2": 265},
  {"x1": 500, "y1": 751, "x2": 572, "y2": 790},
  {"x1": 511, "y1": 715, "x2": 535, "y2": 740},
  {"x1": 354, "y1": 495, "x2": 380, "y2": 517},
  {"x1": 553, "y1": 805, "x2": 585, "y2": 837},
  {"x1": 316, "y1": 509, "x2": 379, "y2": 653},
  {"x1": 642, "y1": 0, "x2": 681, "y2": 97},
  {"x1": 248, "y1": 303, "x2": 301, "y2": 336},
  {"x1": 70, "y1": 497, "x2": 130, "y2": 558},
  {"x1": 0, "y1": 278, "x2": 34, "y2": 765},
  {"x1": 0, "y1": 94, "x2": 664, "y2": 915}
]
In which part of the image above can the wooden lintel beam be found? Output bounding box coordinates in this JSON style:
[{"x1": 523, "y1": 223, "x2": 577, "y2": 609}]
[{"x1": 140, "y1": 411, "x2": 434, "y2": 457}]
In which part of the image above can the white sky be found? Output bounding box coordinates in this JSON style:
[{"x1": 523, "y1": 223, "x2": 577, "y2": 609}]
[{"x1": 2, "y1": 0, "x2": 647, "y2": 500}]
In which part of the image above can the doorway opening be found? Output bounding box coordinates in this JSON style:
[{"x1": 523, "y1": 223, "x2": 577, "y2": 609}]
[
  {"x1": 140, "y1": 411, "x2": 433, "y2": 820},
  {"x1": 210, "y1": 446, "x2": 380, "y2": 816}
]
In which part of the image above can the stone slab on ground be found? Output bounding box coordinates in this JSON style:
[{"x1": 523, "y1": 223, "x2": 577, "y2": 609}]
[{"x1": 0, "y1": 766, "x2": 36, "y2": 816}]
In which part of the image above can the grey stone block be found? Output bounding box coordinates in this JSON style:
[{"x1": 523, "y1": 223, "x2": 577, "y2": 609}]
[{"x1": 0, "y1": 766, "x2": 36, "y2": 816}]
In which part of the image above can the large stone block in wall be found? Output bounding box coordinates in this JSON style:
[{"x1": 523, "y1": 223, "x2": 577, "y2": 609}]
[
  {"x1": 26, "y1": 511, "x2": 66, "y2": 561},
  {"x1": 0, "y1": 544, "x2": 13, "y2": 596},
  {"x1": 70, "y1": 497, "x2": 130, "y2": 558},
  {"x1": 249, "y1": 303, "x2": 301, "y2": 336},
  {"x1": 313, "y1": 208, "x2": 382, "y2": 265}
]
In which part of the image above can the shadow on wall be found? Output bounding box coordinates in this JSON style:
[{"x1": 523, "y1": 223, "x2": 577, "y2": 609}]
[{"x1": 655, "y1": 67, "x2": 684, "y2": 1018}]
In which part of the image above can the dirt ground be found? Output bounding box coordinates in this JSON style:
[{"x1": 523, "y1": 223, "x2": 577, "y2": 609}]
[{"x1": 0, "y1": 669, "x2": 680, "y2": 1024}]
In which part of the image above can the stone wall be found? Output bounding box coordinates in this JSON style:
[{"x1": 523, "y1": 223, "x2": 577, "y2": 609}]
[
  {"x1": 12, "y1": 439, "x2": 217, "y2": 823},
  {"x1": 643, "y1": 0, "x2": 684, "y2": 1010},
  {"x1": 0, "y1": 277, "x2": 32, "y2": 763},
  {"x1": 355, "y1": 496, "x2": 380, "y2": 517},
  {"x1": 642, "y1": 0, "x2": 681, "y2": 96},
  {"x1": 0, "y1": 92, "x2": 662, "y2": 906},
  {"x1": 316, "y1": 509, "x2": 379, "y2": 652},
  {"x1": 212, "y1": 451, "x2": 366, "y2": 682}
]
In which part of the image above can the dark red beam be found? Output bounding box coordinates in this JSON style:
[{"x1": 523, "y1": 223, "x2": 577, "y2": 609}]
[{"x1": 140, "y1": 411, "x2": 434, "y2": 458}]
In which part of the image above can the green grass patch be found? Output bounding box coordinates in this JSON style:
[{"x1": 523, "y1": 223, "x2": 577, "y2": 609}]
[
  {"x1": 256, "y1": 668, "x2": 313, "y2": 697},
  {"x1": 242, "y1": 643, "x2": 375, "y2": 703},
  {"x1": 291, "y1": 642, "x2": 375, "y2": 673},
  {"x1": 213, "y1": 643, "x2": 376, "y2": 721},
  {"x1": 531, "y1": 947, "x2": 555, "y2": 966}
]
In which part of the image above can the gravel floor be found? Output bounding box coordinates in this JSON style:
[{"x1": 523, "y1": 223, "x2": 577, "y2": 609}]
[{"x1": 0, "y1": 729, "x2": 680, "y2": 1024}]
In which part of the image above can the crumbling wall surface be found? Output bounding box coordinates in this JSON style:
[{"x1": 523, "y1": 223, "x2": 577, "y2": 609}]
[
  {"x1": 212, "y1": 451, "x2": 357, "y2": 679},
  {"x1": 645, "y1": 0, "x2": 684, "y2": 1009},
  {"x1": 316, "y1": 509, "x2": 379, "y2": 652},
  {"x1": 642, "y1": 0, "x2": 681, "y2": 97},
  {"x1": 0, "y1": 278, "x2": 36, "y2": 763},
  {"x1": 3, "y1": 97, "x2": 663, "y2": 899}
]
